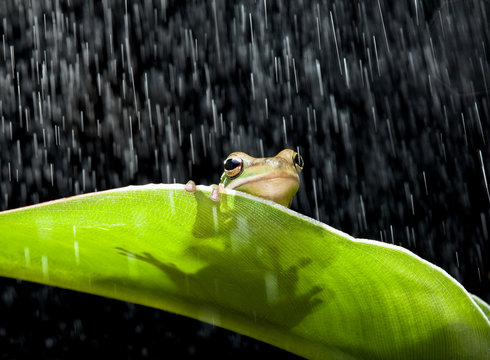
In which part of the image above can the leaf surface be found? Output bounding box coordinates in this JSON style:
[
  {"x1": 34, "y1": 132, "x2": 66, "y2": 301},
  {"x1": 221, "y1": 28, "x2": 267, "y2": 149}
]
[{"x1": 0, "y1": 184, "x2": 488, "y2": 359}]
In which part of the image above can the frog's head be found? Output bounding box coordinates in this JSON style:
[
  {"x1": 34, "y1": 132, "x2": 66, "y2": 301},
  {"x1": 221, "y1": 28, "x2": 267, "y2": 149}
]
[{"x1": 219, "y1": 149, "x2": 304, "y2": 207}]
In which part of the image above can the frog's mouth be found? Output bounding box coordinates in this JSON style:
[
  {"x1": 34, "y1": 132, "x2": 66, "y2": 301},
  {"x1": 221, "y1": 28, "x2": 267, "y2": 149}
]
[
  {"x1": 226, "y1": 170, "x2": 300, "y2": 207},
  {"x1": 227, "y1": 170, "x2": 299, "y2": 190}
]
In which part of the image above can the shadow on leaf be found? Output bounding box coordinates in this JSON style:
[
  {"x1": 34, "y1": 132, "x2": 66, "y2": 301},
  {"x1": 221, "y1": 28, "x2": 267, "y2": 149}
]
[{"x1": 114, "y1": 189, "x2": 331, "y2": 329}]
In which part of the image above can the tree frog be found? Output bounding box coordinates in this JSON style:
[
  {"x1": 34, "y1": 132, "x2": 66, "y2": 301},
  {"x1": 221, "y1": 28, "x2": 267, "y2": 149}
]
[{"x1": 185, "y1": 149, "x2": 304, "y2": 207}]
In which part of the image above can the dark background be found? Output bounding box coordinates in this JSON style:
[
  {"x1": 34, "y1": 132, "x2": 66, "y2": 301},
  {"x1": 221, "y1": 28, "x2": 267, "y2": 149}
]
[{"x1": 0, "y1": 0, "x2": 488, "y2": 358}]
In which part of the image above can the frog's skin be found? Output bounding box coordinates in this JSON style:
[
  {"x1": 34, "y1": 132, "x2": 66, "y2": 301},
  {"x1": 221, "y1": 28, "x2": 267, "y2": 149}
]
[{"x1": 185, "y1": 149, "x2": 304, "y2": 208}]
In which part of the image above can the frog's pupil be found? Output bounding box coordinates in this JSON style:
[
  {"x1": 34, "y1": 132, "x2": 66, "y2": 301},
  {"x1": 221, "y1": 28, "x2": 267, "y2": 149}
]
[
  {"x1": 224, "y1": 158, "x2": 241, "y2": 171},
  {"x1": 294, "y1": 153, "x2": 304, "y2": 168}
]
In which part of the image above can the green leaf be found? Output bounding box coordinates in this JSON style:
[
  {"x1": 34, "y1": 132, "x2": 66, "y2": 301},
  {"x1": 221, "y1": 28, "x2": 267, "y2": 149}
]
[
  {"x1": 472, "y1": 295, "x2": 490, "y2": 321},
  {"x1": 0, "y1": 184, "x2": 488, "y2": 359}
]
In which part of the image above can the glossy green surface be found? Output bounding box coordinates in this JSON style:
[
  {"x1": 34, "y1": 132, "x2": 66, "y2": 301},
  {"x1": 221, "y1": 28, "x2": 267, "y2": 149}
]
[{"x1": 0, "y1": 184, "x2": 488, "y2": 359}]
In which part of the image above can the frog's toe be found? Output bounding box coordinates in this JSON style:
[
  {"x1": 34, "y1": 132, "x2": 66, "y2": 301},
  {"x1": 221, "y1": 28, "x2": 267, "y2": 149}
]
[
  {"x1": 185, "y1": 180, "x2": 196, "y2": 193},
  {"x1": 209, "y1": 185, "x2": 221, "y2": 202}
]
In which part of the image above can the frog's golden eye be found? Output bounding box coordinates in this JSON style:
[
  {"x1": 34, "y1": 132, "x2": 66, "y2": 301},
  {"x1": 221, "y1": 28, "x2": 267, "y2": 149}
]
[
  {"x1": 293, "y1": 152, "x2": 304, "y2": 171},
  {"x1": 224, "y1": 156, "x2": 243, "y2": 178}
]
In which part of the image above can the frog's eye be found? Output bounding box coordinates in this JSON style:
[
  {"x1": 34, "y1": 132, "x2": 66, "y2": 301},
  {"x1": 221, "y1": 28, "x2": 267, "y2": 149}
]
[
  {"x1": 224, "y1": 156, "x2": 243, "y2": 178},
  {"x1": 293, "y1": 152, "x2": 304, "y2": 171}
]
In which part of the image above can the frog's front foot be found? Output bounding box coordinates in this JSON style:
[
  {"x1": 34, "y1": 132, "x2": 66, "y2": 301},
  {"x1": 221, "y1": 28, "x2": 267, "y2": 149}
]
[
  {"x1": 185, "y1": 181, "x2": 225, "y2": 202},
  {"x1": 209, "y1": 184, "x2": 225, "y2": 202},
  {"x1": 185, "y1": 180, "x2": 196, "y2": 193}
]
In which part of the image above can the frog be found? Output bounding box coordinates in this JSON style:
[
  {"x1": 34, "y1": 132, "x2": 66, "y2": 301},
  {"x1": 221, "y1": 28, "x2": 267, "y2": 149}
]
[{"x1": 185, "y1": 149, "x2": 304, "y2": 207}]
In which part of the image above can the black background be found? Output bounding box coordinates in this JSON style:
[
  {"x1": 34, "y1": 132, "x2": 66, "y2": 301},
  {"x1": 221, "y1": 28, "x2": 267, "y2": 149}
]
[{"x1": 0, "y1": 0, "x2": 489, "y2": 358}]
